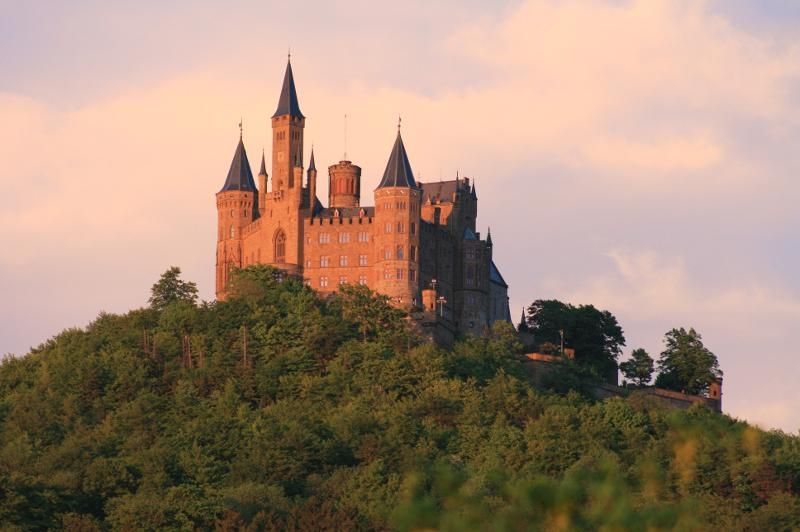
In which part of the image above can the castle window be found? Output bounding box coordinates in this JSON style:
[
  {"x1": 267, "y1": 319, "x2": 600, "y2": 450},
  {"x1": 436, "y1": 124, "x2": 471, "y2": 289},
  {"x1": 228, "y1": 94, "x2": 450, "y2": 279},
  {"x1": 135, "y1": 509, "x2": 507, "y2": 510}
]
[
  {"x1": 230, "y1": 226, "x2": 235, "y2": 238},
  {"x1": 411, "y1": 222, "x2": 416, "y2": 235},
  {"x1": 410, "y1": 246, "x2": 416, "y2": 261},
  {"x1": 396, "y1": 269, "x2": 404, "y2": 280},
  {"x1": 467, "y1": 294, "x2": 477, "y2": 306},
  {"x1": 306, "y1": 260, "x2": 311, "y2": 268},
  {"x1": 384, "y1": 248, "x2": 392, "y2": 260},
  {"x1": 339, "y1": 255, "x2": 348, "y2": 267},
  {"x1": 409, "y1": 269, "x2": 416, "y2": 281},
  {"x1": 320, "y1": 256, "x2": 330, "y2": 267},
  {"x1": 358, "y1": 275, "x2": 367, "y2": 285},
  {"x1": 384, "y1": 223, "x2": 392, "y2": 234},
  {"x1": 339, "y1": 276, "x2": 347, "y2": 285},
  {"x1": 274, "y1": 230, "x2": 286, "y2": 263},
  {"x1": 466, "y1": 248, "x2": 475, "y2": 260},
  {"x1": 230, "y1": 209, "x2": 234, "y2": 217},
  {"x1": 358, "y1": 231, "x2": 369, "y2": 242},
  {"x1": 320, "y1": 276, "x2": 329, "y2": 288},
  {"x1": 319, "y1": 233, "x2": 330, "y2": 244},
  {"x1": 396, "y1": 222, "x2": 405, "y2": 233},
  {"x1": 384, "y1": 269, "x2": 392, "y2": 280},
  {"x1": 359, "y1": 255, "x2": 368, "y2": 266},
  {"x1": 339, "y1": 232, "x2": 350, "y2": 243},
  {"x1": 396, "y1": 245, "x2": 404, "y2": 259}
]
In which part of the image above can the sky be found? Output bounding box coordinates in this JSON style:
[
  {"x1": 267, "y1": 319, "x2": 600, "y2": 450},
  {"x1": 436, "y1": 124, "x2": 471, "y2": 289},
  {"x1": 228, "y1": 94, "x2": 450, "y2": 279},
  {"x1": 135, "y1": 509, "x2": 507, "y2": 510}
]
[{"x1": 1, "y1": 0, "x2": 799, "y2": 432}]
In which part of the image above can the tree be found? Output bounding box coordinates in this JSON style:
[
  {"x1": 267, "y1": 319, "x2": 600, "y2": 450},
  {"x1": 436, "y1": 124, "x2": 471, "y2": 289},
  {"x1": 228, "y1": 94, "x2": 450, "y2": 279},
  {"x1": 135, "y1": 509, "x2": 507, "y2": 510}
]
[
  {"x1": 523, "y1": 299, "x2": 625, "y2": 382},
  {"x1": 149, "y1": 267, "x2": 198, "y2": 310},
  {"x1": 654, "y1": 327, "x2": 722, "y2": 395},
  {"x1": 619, "y1": 348, "x2": 654, "y2": 387}
]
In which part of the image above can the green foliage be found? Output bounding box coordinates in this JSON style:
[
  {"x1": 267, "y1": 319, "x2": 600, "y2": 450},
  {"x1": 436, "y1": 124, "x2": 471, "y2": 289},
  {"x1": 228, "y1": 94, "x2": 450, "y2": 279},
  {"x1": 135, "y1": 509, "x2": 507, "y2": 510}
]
[
  {"x1": 620, "y1": 347, "x2": 655, "y2": 387},
  {"x1": 148, "y1": 266, "x2": 198, "y2": 310},
  {"x1": 524, "y1": 299, "x2": 625, "y2": 382},
  {"x1": 0, "y1": 266, "x2": 797, "y2": 529},
  {"x1": 655, "y1": 327, "x2": 722, "y2": 395}
]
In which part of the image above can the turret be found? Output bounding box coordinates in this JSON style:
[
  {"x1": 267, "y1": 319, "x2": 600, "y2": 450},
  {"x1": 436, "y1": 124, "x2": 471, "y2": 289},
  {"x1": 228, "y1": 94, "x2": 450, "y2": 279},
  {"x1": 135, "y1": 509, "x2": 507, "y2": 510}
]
[
  {"x1": 328, "y1": 160, "x2": 362, "y2": 208},
  {"x1": 257, "y1": 150, "x2": 268, "y2": 213},
  {"x1": 215, "y1": 130, "x2": 258, "y2": 299},
  {"x1": 373, "y1": 124, "x2": 421, "y2": 308},
  {"x1": 307, "y1": 147, "x2": 318, "y2": 213}
]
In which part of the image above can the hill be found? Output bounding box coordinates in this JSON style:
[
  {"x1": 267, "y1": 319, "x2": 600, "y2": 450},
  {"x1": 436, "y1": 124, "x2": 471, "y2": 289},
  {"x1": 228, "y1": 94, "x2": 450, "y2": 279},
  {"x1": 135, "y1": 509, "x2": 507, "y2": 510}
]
[{"x1": 1, "y1": 266, "x2": 799, "y2": 530}]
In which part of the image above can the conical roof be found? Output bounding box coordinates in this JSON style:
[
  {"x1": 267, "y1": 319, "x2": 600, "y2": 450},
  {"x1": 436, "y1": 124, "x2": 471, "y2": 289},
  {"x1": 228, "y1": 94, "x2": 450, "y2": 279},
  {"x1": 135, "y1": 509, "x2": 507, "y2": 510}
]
[
  {"x1": 376, "y1": 129, "x2": 417, "y2": 189},
  {"x1": 308, "y1": 147, "x2": 316, "y2": 172},
  {"x1": 258, "y1": 150, "x2": 267, "y2": 176},
  {"x1": 272, "y1": 58, "x2": 304, "y2": 119},
  {"x1": 220, "y1": 138, "x2": 257, "y2": 192}
]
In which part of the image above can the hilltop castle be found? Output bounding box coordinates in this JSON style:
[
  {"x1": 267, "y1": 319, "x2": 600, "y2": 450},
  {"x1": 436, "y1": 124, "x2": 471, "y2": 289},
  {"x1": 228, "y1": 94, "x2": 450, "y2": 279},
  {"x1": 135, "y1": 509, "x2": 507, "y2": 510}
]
[{"x1": 215, "y1": 58, "x2": 511, "y2": 340}]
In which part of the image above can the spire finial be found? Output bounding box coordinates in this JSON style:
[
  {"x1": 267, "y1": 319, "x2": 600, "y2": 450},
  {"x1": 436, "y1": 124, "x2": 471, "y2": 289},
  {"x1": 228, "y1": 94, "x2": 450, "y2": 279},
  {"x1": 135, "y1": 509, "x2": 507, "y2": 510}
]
[
  {"x1": 288, "y1": 47, "x2": 291, "y2": 61},
  {"x1": 239, "y1": 117, "x2": 243, "y2": 139},
  {"x1": 398, "y1": 115, "x2": 402, "y2": 132}
]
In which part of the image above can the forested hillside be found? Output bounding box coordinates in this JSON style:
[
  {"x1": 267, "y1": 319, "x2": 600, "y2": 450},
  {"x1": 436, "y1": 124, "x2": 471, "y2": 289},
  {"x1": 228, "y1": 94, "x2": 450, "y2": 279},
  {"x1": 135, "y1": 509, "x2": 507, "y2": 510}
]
[{"x1": 1, "y1": 266, "x2": 799, "y2": 530}]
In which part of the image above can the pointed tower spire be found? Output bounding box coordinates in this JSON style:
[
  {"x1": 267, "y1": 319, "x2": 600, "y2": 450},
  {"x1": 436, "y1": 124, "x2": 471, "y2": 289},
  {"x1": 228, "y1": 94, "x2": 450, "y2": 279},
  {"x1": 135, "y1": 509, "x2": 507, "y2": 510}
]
[
  {"x1": 258, "y1": 150, "x2": 267, "y2": 177},
  {"x1": 220, "y1": 134, "x2": 257, "y2": 192},
  {"x1": 272, "y1": 56, "x2": 304, "y2": 119},
  {"x1": 308, "y1": 145, "x2": 316, "y2": 171},
  {"x1": 487, "y1": 226, "x2": 493, "y2": 245},
  {"x1": 471, "y1": 180, "x2": 477, "y2": 199},
  {"x1": 376, "y1": 126, "x2": 417, "y2": 189}
]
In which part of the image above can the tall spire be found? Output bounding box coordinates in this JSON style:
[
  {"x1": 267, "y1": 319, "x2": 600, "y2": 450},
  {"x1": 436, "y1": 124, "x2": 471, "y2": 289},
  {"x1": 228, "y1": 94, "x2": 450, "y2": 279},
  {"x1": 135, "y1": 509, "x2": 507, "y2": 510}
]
[
  {"x1": 258, "y1": 150, "x2": 267, "y2": 176},
  {"x1": 486, "y1": 226, "x2": 492, "y2": 245},
  {"x1": 308, "y1": 146, "x2": 316, "y2": 172},
  {"x1": 272, "y1": 57, "x2": 304, "y2": 119},
  {"x1": 220, "y1": 134, "x2": 257, "y2": 192},
  {"x1": 376, "y1": 126, "x2": 417, "y2": 189}
]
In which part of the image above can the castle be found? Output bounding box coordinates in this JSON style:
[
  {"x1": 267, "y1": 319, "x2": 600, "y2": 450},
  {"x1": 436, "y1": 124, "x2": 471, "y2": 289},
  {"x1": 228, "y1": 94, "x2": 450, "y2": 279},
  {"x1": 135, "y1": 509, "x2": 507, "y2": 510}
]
[{"x1": 215, "y1": 58, "x2": 511, "y2": 340}]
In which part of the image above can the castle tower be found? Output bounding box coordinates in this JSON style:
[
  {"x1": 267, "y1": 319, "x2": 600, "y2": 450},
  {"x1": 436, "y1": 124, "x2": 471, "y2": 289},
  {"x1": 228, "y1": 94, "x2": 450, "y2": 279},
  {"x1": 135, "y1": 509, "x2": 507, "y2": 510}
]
[
  {"x1": 261, "y1": 56, "x2": 306, "y2": 274},
  {"x1": 215, "y1": 131, "x2": 259, "y2": 299},
  {"x1": 328, "y1": 160, "x2": 362, "y2": 208},
  {"x1": 373, "y1": 125, "x2": 421, "y2": 307},
  {"x1": 271, "y1": 57, "x2": 305, "y2": 195}
]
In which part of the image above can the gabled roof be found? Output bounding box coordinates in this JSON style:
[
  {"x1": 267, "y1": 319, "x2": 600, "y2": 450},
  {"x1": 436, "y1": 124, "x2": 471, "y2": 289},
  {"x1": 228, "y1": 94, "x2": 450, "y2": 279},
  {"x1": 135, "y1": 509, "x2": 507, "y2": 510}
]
[
  {"x1": 220, "y1": 138, "x2": 258, "y2": 192},
  {"x1": 463, "y1": 227, "x2": 477, "y2": 241},
  {"x1": 419, "y1": 178, "x2": 470, "y2": 204},
  {"x1": 489, "y1": 260, "x2": 508, "y2": 288},
  {"x1": 272, "y1": 58, "x2": 304, "y2": 119},
  {"x1": 376, "y1": 130, "x2": 417, "y2": 189}
]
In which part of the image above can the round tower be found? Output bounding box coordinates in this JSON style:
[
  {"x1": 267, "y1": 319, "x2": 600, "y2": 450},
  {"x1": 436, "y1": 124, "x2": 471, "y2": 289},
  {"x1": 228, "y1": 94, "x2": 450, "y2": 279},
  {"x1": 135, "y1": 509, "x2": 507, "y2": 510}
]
[
  {"x1": 328, "y1": 160, "x2": 361, "y2": 208},
  {"x1": 215, "y1": 132, "x2": 259, "y2": 299},
  {"x1": 373, "y1": 126, "x2": 421, "y2": 308}
]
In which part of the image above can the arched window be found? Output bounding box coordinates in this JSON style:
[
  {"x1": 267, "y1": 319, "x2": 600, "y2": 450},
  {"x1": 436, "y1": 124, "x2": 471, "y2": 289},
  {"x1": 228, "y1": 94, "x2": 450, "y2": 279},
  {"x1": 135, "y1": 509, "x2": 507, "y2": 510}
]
[
  {"x1": 274, "y1": 230, "x2": 286, "y2": 263},
  {"x1": 230, "y1": 226, "x2": 235, "y2": 238}
]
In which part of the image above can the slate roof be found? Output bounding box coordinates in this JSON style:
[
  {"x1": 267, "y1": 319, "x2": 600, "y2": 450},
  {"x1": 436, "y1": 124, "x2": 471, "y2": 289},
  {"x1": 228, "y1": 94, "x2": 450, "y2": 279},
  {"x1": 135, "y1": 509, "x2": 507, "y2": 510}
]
[
  {"x1": 258, "y1": 151, "x2": 267, "y2": 176},
  {"x1": 490, "y1": 260, "x2": 508, "y2": 288},
  {"x1": 272, "y1": 59, "x2": 304, "y2": 119},
  {"x1": 463, "y1": 227, "x2": 477, "y2": 241},
  {"x1": 220, "y1": 138, "x2": 258, "y2": 192},
  {"x1": 419, "y1": 179, "x2": 470, "y2": 204},
  {"x1": 308, "y1": 147, "x2": 316, "y2": 172},
  {"x1": 376, "y1": 130, "x2": 417, "y2": 189}
]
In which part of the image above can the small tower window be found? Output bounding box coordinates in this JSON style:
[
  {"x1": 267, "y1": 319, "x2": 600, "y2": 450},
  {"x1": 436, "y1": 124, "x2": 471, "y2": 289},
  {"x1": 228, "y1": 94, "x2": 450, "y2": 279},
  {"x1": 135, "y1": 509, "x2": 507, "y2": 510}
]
[
  {"x1": 396, "y1": 245, "x2": 404, "y2": 259},
  {"x1": 230, "y1": 226, "x2": 235, "y2": 238}
]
